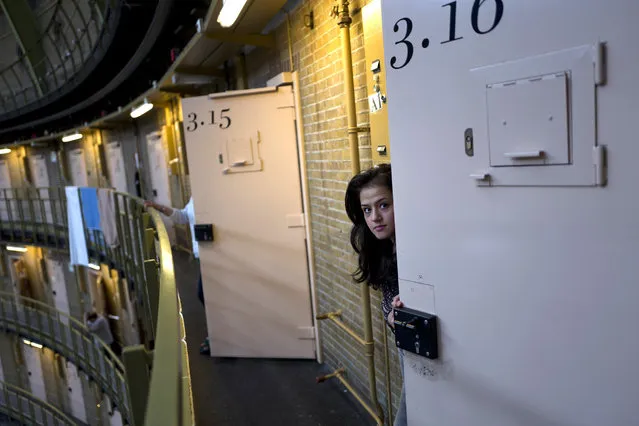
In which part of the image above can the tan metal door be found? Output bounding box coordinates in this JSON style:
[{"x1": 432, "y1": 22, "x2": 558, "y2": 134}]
[
  {"x1": 23, "y1": 344, "x2": 47, "y2": 402},
  {"x1": 29, "y1": 155, "x2": 52, "y2": 223},
  {"x1": 46, "y1": 258, "x2": 70, "y2": 324},
  {"x1": 181, "y1": 85, "x2": 315, "y2": 359},
  {"x1": 68, "y1": 148, "x2": 89, "y2": 187},
  {"x1": 65, "y1": 361, "x2": 87, "y2": 422},
  {"x1": 0, "y1": 159, "x2": 11, "y2": 221},
  {"x1": 105, "y1": 142, "x2": 128, "y2": 193},
  {"x1": 145, "y1": 130, "x2": 171, "y2": 206}
]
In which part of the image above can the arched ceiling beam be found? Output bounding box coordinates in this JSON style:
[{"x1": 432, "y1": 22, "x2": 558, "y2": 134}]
[{"x1": 0, "y1": 0, "x2": 46, "y2": 96}]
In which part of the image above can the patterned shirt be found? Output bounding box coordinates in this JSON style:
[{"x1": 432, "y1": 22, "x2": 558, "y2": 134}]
[{"x1": 380, "y1": 257, "x2": 399, "y2": 327}]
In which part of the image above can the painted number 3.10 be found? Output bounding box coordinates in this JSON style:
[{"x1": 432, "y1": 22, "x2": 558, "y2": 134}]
[{"x1": 390, "y1": 0, "x2": 504, "y2": 70}]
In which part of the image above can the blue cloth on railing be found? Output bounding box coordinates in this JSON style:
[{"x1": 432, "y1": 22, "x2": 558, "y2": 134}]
[
  {"x1": 80, "y1": 187, "x2": 101, "y2": 230},
  {"x1": 65, "y1": 187, "x2": 88, "y2": 266}
]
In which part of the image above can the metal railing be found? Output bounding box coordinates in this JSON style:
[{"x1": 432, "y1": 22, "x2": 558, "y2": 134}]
[
  {"x1": 0, "y1": 291, "x2": 128, "y2": 422},
  {"x1": 0, "y1": 0, "x2": 119, "y2": 114},
  {"x1": 0, "y1": 380, "x2": 77, "y2": 426},
  {"x1": 0, "y1": 186, "x2": 193, "y2": 426}
]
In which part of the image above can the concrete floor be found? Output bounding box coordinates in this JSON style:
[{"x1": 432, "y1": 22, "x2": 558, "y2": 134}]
[{"x1": 173, "y1": 251, "x2": 371, "y2": 426}]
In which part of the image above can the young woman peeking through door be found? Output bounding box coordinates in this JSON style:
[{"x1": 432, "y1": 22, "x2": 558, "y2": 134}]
[{"x1": 345, "y1": 163, "x2": 407, "y2": 426}]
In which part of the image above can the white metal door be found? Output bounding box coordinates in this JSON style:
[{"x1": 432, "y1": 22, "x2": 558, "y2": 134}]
[
  {"x1": 105, "y1": 142, "x2": 128, "y2": 193},
  {"x1": 145, "y1": 130, "x2": 171, "y2": 206},
  {"x1": 106, "y1": 396, "x2": 123, "y2": 426},
  {"x1": 0, "y1": 159, "x2": 11, "y2": 221},
  {"x1": 22, "y1": 344, "x2": 47, "y2": 402},
  {"x1": 181, "y1": 85, "x2": 315, "y2": 359},
  {"x1": 46, "y1": 258, "x2": 70, "y2": 324},
  {"x1": 65, "y1": 361, "x2": 87, "y2": 422},
  {"x1": 29, "y1": 155, "x2": 52, "y2": 223},
  {"x1": 0, "y1": 349, "x2": 4, "y2": 382},
  {"x1": 68, "y1": 149, "x2": 89, "y2": 187}
]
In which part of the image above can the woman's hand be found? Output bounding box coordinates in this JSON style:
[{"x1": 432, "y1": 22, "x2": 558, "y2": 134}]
[
  {"x1": 392, "y1": 295, "x2": 404, "y2": 309},
  {"x1": 387, "y1": 295, "x2": 404, "y2": 328}
]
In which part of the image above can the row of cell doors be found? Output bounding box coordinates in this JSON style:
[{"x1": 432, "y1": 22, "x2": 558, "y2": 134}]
[
  {"x1": 5, "y1": 254, "x2": 124, "y2": 425},
  {"x1": 0, "y1": 138, "x2": 170, "y2": 219}
]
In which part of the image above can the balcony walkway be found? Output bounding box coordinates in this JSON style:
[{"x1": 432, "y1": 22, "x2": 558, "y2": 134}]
[{"x1": 173, "y1": 251, "x2": 371, "y2": 426}]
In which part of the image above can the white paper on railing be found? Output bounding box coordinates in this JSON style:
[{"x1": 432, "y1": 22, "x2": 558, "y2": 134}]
[
  {"x1": 185, "y1": 197, "x2": 199, "y2": 259},
  {"x1": 65, "y1": 186, "x2": 89, "y2": 266},
  {"x1": 170, "y1": 197, "x2": 199, "y2": 258}
]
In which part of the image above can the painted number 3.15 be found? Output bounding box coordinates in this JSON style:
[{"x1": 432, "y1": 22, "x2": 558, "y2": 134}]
[
  {"x1": 185, "y1": 109, "x2": 231, "y2": 132},
  {"x1": 390, "y1": 0, "x2": 504, "y2": 70}
]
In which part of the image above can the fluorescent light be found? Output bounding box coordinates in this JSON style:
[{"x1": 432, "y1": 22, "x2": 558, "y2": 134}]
[
  {"x1": 217, "y1": 0, "x2": 248, "y2": 28},
  {"x1": 130, "y1": 101, "x2": 153, "y2": 118},
  {"x1": 23, "y1": 339, "x2": 43, "y2": 349},
  {"x1": 6, "y1": 246, "x2": 27, "y2": 252},
  {"x1": 62, "y1": 133, "x2": 83, "y2": 142},
  {"x1": 0, "y1": 148, "x2": 11, "y2": 155},
  {"x1": 88, "y1": 263, "x2": 101, "y2": 271}
]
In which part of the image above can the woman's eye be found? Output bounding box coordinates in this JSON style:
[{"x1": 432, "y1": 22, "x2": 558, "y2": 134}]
[
  {"x1": 380, "y1": 203, "x2": 388, "y2": 209},
  {"x1": 363, "y1": 207, "x2": 371, "y2": 214}
]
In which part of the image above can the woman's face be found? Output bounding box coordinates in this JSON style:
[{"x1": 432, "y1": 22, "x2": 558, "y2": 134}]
[{"x1": 359, "y1": 184, "x2": 395, "y2": 240}]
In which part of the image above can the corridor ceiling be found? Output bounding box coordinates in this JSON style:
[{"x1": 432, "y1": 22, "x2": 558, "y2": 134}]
[
  {"x1": 0, "y1": 0, "x2": 210, "y2": 142},
  {"x1": 0, "y1": 0, "x2": 291, "y2": 145}
]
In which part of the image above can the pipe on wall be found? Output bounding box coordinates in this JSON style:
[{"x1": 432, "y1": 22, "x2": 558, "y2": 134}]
[
  {"x1": 317, "y1": 368, "x2": 383, "y2": 426},
  {"x1": 316, "y1": 0, "x2": 383, "y2": 422}
]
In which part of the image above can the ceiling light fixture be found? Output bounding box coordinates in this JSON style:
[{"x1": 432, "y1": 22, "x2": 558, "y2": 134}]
[
  {"x1": 130, "y1": 99, "x2": 153, "y2": 118},
  {"x1": 217, "y1": 0, "x2": 248, "y2": 28},
  {"x1": 6, "y1": 246, "x2": 27, "y2": 253},
  {"x1": 61, "y1": 132, "x2": 83, "y2": 143},
  {"x1": 23, "y1": 339, "x2": 43, "y2": 349},
  {"x1": 0, "y1": 148, "x2": 11, "y2": 155}
]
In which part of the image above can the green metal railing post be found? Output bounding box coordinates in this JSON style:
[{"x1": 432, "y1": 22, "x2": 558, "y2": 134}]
[
  {"x1": 122, "y1": 345, "x2": 152, "y2": 426},
  {"x1": 143, "y1": 220, "x2": 159, "y2": 334}
]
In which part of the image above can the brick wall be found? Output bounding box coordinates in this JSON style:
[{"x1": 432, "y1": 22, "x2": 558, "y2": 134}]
[{"x1": 245, "y1": 0, "x2": 403, "y2": 421}]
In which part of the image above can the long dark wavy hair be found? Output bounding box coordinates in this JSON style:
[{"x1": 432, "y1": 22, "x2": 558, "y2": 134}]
[{"x1": 345, "y1": 163, "x2": 396, "y2": 289}]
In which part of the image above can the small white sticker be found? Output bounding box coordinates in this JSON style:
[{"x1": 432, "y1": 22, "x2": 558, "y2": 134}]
[{"x1": 368, "y1": 92, "x2": 384, "y2": 113}]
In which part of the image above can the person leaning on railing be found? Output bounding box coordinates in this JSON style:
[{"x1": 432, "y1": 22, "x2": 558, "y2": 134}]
[
  {"x1": 86, "y1": 311, "x2": 121, "y2": 356},
  {"x1": 144, "y1": 198, "x2": 210, "y2": 355}
]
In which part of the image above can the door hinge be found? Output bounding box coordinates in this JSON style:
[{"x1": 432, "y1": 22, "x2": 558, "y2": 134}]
[
  {"x1": 594, "y1": 41, "x2": 606, "y2": 86},
  {"x1": 593, "y1": 145, "x2": 607, "y2": 186},
  {"x1": 297, "y1": 326, "x2": 316, "y2": 340}
]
